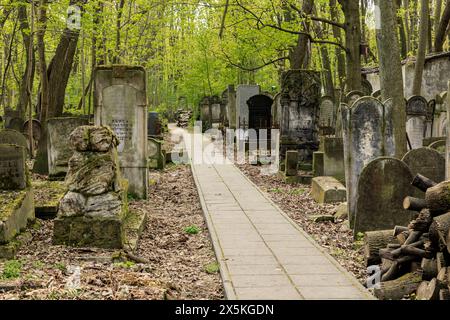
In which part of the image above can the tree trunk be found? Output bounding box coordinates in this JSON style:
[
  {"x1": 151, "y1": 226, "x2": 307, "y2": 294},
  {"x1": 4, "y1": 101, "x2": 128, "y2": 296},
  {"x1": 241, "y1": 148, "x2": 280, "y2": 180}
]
[
  {"x1": 412, "y1": 0, "x2": 429, "y2": 96},
  {"x1": 364, "y1": 230, "x2": 397, "y2": 266},
  {"x1": 290, "y1": 0, "x2": 314, "y2": 69},
  {"x1": 114, "y1": 0, "x2": 126, "y2": 64},
  {"x1": 435, "y1": 0, "x2": 450, "y2": 52},
  {"x1": 375, "y1": 0, "x2": 407, "y2": 158},
  {"x1": 17, "y1": 4, "x2": 35, "y2": 120},
  {"x1": 374, "y1": 271, "x2": 423, "y2": 300},
  {"x1": 338, "y1": 0, "x2": 362, "y2": 92},
  {"x1": 404, "y1": 0, "x2": 411, "y2": 54},
  {"x1": 330, "y1": 0, "x2": 346, "y2": 91},
  {"x1": 396, "y1": 0, "x2": 408, "y2": 58}
]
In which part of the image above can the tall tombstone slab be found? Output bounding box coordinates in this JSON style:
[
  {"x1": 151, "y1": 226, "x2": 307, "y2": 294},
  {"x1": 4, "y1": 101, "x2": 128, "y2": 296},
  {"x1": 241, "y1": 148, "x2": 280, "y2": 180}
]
[
  {"x1": 47, "y1": 117, "x2": 89, "y2": 179},
  {"x1": 225, "y1": 85, "x2": 236, "y2": 129},
  {"x1": 323, "y1": 137, "x2": 345, "y2": 182},
  {"x1": 318, "y1": 95, "x2": 335, "y2": 133},
  {"x1": 406, "y1": 96, "x2": 428, "y2": 149},
  {"x1": 94, "y1": 66, "x2": 148, "y2": 199},
  {"x1": 355, "y1": 157, "x2": 415, "y2": 234},
  {"x1": 279, "y1": 70, "x2": 321, "y2": 163},
  {"x1": 402, "y1": 148, "x2": 445, "y2": 188},
  {"x1": 236, "y1": 84, "x2": 260, "y2": 129},
  {"x1": 342, "y1": 97, "x2": 396, "y2": 227}
]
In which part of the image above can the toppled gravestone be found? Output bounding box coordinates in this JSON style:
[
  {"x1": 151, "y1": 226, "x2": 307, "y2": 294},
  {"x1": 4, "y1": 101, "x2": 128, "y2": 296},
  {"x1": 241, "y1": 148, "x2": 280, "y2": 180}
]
[
  {"x1": 311, "y1": 176, "x2": 346, "y2": 204},
  {"x1": 53, "y1": 126, "x2": 129, "y2": 249}
]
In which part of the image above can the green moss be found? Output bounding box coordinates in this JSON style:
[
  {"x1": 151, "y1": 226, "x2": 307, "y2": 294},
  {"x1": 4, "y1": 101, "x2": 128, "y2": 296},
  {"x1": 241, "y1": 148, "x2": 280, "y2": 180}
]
[
  {"x1": 204, "y1": 262, "x2": 220, "y2": 274},
  {"x1": 1, "y1": 259, "x2": 22, "y2": 279},
  {"x1": 0, "y1": 191, "x2": 27, "y2": 221}
]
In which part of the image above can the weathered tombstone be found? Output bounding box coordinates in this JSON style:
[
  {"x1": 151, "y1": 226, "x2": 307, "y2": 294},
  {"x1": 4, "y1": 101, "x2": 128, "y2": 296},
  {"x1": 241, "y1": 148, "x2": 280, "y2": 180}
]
[
  {"x1": 322, "y1": 137, "x2": 345, "y2": 182},
  {"x1": 344, "y1": 90, "x2": 365, "y2": 107},
  {"x1": 355, "y1": 157, "x2": 415, "y2": 234},
  {"x1": 47, "y1": 117, "x2": 89, "y2": 179},
  {"x1": 446, "y1": 81, "x2": 450, "y2": 180},
  {"x1": 94, "y1": 65, "x2": 148, "y2": 199},
  {"x1": 53, "y1": 126, "x2": 132, "y2": 249},
  {"x1": 426, "y1": 99, "x2": 436, "y2": 137},
  {"x1": 361, "y1": 79, "x2": 373, "y2": 96},
  {"x1": 312, "y1": 151, "x2": 324, "y2": 177},
  {"x1": 372, "y1": 89, "x2": 381, "y2": 99},
  {"x1": 285, "y1": 150, "x2": 299, "y2": 176},
  {"x1": 406, "y1": 96, "x2": 428, "y2": 149},
  {"x1": 199, "y1": 96, "x2": 212, "y2": 130},
  {"x1": 6, "y1": 117, "x2": 23, "y2": 132},
  {"x1": 279, "y1": 70, "x2": 321, "y2": 165},
  {"x1": 271, "y1": 93, "x2": 281, "y2": 129},
  {"x1": 311, "y1": 176, "x2": 346, "y2": 204},
  {"x1": 402, "y1": 148, "x2": 445, "y2": 187},
  {"x1": 148, "y1": 112, "x2": 161, "y2": 137},
  {"x1": 221, "y1": 89, "x2": 229, "y2": 127},
  {"x1": 342, "y1": 97, "x2": 396, "y2": 227},
  {"x1": 428, "y1": 140, "x2": 446, "y2": 154},
  {"x1": 148, "y1": 137, "x2": 165, "y2": 170},
  {"x1": 318, "y1": 95, "x2": 335, "y2": 134},
  {"x1": 0, "y1": 144, "x2": 34, "y2": 255},
  {"x1": 0, "y1": 129, "x2": 29, "y2": 153},
  {"x1": 22, "y1": 119, "x2": 42, "y2": 142},
  {"x1": 210, "y1": 95, "x2": 222, "y2": 126},
  {"x1": 236, "y1": 84, "x2": 260, "y2": 129}
]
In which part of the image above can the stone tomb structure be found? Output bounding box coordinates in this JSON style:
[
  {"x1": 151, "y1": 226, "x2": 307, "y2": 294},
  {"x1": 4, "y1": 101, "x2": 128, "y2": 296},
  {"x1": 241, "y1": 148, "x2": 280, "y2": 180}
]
[
  {"x1": 313, "y1": 137, "x2": 345, "y2": 183},
  {"x1": 342, "y1": 97, "x2": 396, "y2": 228},
  {"x1": 94, "y1": 65, "x2": 148, "y2": 199},
  {"x1": 0, "y1": 144, "x2": 34, "y2": 258},
  {"x1": 355, "y1": 157, "x2": 415, "y2": 234},
  {"x1": 279, "y1": 70, "x2": 321, "y2": 165},
  {"x1": 406, "y1": 96, "x2": 428, "y2": 149},
  {"x1": 53, "y1": 126, "x2": 129, "y2": 248},
  {"x1": 47, "y1": 117, "x2": 89, "y2": 179}
]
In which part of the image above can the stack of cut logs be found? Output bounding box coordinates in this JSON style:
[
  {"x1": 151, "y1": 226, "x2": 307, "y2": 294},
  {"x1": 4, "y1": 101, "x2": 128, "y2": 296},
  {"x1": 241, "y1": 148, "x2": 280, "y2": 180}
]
[
  {"x1": 364, "y1": 174, "x2": 450, "y2": 300},
  {"x1": 176, "y1": 110, "x2": 192, "y2": 128}
]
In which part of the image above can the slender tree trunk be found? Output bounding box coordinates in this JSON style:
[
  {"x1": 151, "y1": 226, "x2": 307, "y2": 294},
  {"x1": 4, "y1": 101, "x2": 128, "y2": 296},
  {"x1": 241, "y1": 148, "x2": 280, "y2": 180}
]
[
  {"x1": 330, "y1": 0, "x2": 346, "y2": 90},
  {"x1": 17, "y1": 4, "x2": 35, "y2": 120},
  {"x1": 404, "y1": 0, "x2": 411, "y2": 54},
  {"x1": 433, "y1": 0, "x2": 443, "y2": 49},
  {"x1": 396, "y1": 0, "x2": 408, "y2": 58},
  {"x1": 435, "y1": 0, "x2": 450, "y2": 52},
  {"x1": 338, "y1": 0, "x2": 362, "y2": 92},
  {"x1": 375, "y1": 0, "x2": 407, "y2": 158},
  {"x1": 114, "y1": 0, "x2": 126, "y2": 64},
  {"x1": 413, "y1": 0, "x2": 429, "y2": 96}
]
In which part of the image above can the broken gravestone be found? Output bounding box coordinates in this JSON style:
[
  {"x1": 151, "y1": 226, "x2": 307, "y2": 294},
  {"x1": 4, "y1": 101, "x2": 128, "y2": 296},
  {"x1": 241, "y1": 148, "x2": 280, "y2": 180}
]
[
  {"x1": 0, "y1": 144, "x2": 34, "y2": 258},
  {"x1": 311, "y1": 176, "x2": 346, "y2": 204},
  {"x1": 94, "y1": 65, "x2": 148, "y2": 199},
  {"x1": 148, "y1": 137, "x2": 165, "y2": 170},
  {"x1": 53, "y1": 126, "x2": 129, "y2": 249},
  {"x1": 402, "y1": 147, "x2": 445, "y2": 188},
  {"x1": 355, "y1": 157, "x2": 415, "y2": 234},
  {"x1": 47, "y1": 117, "x2": 89, "y2": 179},
  {"x1": 342, "y1": 97, "x2": 396, "y2": 228}
]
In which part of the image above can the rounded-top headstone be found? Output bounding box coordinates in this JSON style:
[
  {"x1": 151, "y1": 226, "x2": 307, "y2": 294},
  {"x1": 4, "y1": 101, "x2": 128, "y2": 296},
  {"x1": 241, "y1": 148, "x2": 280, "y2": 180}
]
[
  {"x1": 22, "y1": 119, "x2": 42, "y2": 141},
  {"x1": 7, "y1": 117, "x2": 23, "y2": 132},
  {"x1": 402, "y1": 147, "x2": 445, "y2": 185},
  {"x1": 361, "y1": 79, "x2": 373, "y2": 96},
  {"x1": 428, "y1": 140, "x2": 446, "y2": 154},
  {"x1": 0, "y1": 129, "x2": 29, "y2": 151},
  {"x1": 355, "y1": 157, "x2": 415, "y2": 233},
  {"x1": 319, "y1": 96, "x2": 335, "y2": 128},
  {"x1": 372, "y1": 89, "x2": 381, "y2": 99},
  {"x1": 345, "y1": 90, "x2": 365, "y2": 107},
  {"x1": 406, "y1": 96, "x2": 428, "y2": 116}
]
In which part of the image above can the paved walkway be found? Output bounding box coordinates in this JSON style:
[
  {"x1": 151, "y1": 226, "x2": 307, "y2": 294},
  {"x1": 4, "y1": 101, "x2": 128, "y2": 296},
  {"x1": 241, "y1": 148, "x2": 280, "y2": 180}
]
[{"x1": 176, "y1": 126, "x2": 374, "y2": 300}]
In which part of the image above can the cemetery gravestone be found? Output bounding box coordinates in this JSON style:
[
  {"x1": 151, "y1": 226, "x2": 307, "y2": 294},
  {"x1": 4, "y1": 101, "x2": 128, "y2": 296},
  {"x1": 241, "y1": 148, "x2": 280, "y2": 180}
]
[
  {"x1": 406, "y1": 96, "x2": 428, "y2": 149},
  {"x1": 200, "y1": 96, "x2": 212, "y2": 129},
  {"x1": 323, "y1": 137, "x2": 345, "y2": 182},
  {"x1": 342, "y1": 97, "x2": 396, "y2": 227},
  {"x1": 361, "y1": 79, "x2": 373, "y2": 96},
  {"x1": 148, "y1": 112, "x2": 161, "y2": 137},
  {"x1": 210, "y1": 95, "x2": 222, "y2": 126},
  {"x1": 428, "y1": 140, "x2": 445, "y2": 154},
  {"x1": 345, "y1": 90, "x2": 365, "y2": 107},
  {"x1": 271, "y1": 93, "x2": 281, "y2": 129},
  {"x1": 402, "y1": 147, "x2": 445, "y2": 187},
  {"x1": 0, "y1": 144, "x2": 34, "y2": 251},
  {"x1": 0, "y1": 129, "x2": 29, "y2": 153},
  {"x1": 285, "y1": 150, "x2": 299, "y2": 176},
  {"x1": 47, "y1": 117, "x2": 89, "y2": 179},
  {"x1": 279, "y1": 70, "x2": 321, "y2": 164},
  {"x1": 318, "y1": 96, "x2": 335, "y2": 133},
  {"x1": 446, "y1": 81, "x2": 450, "y2": 180},
  {"x1": 236, "y1": 84, "x2": 260, "y2": 129},
  {"x1": 225, "y1": 85, "x2": 236, "y2": 129},
  {"x1": 94, "y1": 65, "x2": 148, "y2": 199},
  {"x1": 53, "y1": 126, "x2": 128, "y2": 248},
  {"x1": 355, "y1": 157, "x2": 415, "y2": 234},
  {"x1": 148, "y1": 137, "x2": 165, "y2": 170}
]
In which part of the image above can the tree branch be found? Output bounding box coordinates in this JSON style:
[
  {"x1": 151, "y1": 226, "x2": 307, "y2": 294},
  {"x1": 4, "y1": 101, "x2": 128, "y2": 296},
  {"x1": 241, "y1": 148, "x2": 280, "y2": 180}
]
[
  {"x1": 289, "y1": 3, "x2": 345, "y2": 29},
  {"x1": 222, "y1": 50, "x2": 288, "y2": 71}
]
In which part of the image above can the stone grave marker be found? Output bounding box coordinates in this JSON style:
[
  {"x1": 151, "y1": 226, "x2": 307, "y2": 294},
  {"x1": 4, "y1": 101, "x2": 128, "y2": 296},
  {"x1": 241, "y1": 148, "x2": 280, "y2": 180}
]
[
  {"x1": 225, "y1": 85, "x2": 236, "y2": 129},
  {"x1": 342, "y1": 97, "x2": 396, "y2": 227},
  {"x1": 361, "y1": 79, "x2": 373, "y2": 96},
  {"x1": 372, "y1": 90, "x2": 381, "y2": 99},
  {"x1": 402, "y1": 148, "x2": 445, "y2": 188},
  {"x1": 271, "y1": 93, "x2": 281, "y2": 129},
  {"x1": 355, "y1": 157, "x2": 415, "y2": 234},
  {"x1": 210, "y1": 95, "x2": 222, "y2": 126},
  {"x1": 344, "y1": 90, "x2": 365, "y2": 107},
  {"x1": 94, "y1": 65, "x2": 148, "y2": 199},
  {"x1": 236, "y1": 84, "x2": 260, "y2": 129},
  {"x1": 323, "y1": 137, "x2": 345, "y2": 182},
  {"x1": 285, "y1": 150, "x2": 299, "y2": 176},
  {"x1": 279, "y1": 70, "x2": 321, "y2": 164},
  {"x1": 0, "y1": 144, "x2": 34, "y2": 252},
  {"x1": 428, "y1": 140, "x2": 445, "y2": 154},
  {"x1": 148, "y1": 137, "x2": 165, "y2": 170},
  {"x1": 318, "y1": 95, "x2": 335, "y2": 132},
  {"x1": 0, "y1": 129, "x2": 29, "y2": 153},
  {"x1": 53, "y1": 126, "x2": 144, "y2": 249},
  {"x1": 446, "y1": 81, "x2": 450, "y2": 180},
  {"x1": 47, "y1": 117, "x2": 89, "y2": 179},
  {"x1": 406, "y1": 96, "x2": 428, "y2": 149},
  {"x1": 199, "y1": 96, "x2": 212, "y2": 129}
]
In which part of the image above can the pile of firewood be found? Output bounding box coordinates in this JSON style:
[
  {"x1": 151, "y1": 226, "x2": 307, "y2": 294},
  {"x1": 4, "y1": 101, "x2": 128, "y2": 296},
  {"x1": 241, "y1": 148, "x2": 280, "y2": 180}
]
[
  {"x1": 176, "y1": 110, "x2": 192, "y2": 128},
  {"x1": 364, "y1": 174, "x2": 450, "y2": 300}
]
